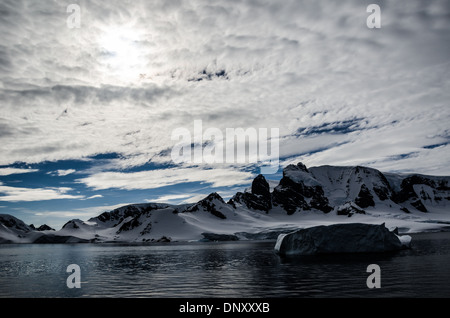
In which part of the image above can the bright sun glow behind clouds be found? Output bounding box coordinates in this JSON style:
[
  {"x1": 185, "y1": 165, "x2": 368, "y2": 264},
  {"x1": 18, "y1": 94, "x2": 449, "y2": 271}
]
[{"x1": 98, "y1": 26, "x2": 147, "y2": 82}]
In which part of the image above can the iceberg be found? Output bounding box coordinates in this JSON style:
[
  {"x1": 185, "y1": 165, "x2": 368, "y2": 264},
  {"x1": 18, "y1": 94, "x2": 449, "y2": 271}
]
[{"x1": 275, "y1": 223, "x2": 412, "y2": 256}]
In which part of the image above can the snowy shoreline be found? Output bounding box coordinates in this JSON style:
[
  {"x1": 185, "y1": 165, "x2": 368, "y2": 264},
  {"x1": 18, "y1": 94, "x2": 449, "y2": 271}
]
[{"x1": 2, "y1": 210, "x2": 450, "y2": 245}]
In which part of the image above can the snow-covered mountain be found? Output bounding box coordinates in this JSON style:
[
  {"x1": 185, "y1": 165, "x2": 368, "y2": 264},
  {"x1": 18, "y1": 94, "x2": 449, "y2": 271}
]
[
  {"x1": 0, "y1": 214, "x2": 60, "y2": 243},
  {"x1": 272, "y1": 163, "x2": 450, "y2": 215},
  {"x1": 1, "y1": 162, "x2": 450, "y2": 243}
]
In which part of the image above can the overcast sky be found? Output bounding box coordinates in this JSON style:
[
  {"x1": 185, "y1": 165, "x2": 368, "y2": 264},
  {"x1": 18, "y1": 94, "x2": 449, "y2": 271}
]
[{"x1": 1, "y1": 0, "x2": 449, "y2": 228}]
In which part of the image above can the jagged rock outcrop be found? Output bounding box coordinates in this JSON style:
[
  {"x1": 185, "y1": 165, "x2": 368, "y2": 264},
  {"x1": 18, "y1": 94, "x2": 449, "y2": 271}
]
[
  {"x1": 230, "y1": 174, "x2": 272, "y2": 212},
  {"x1": 355, "y1": 184, "x2": 375, "y2": 208},
  {"x1": 116, "y1": 217, "x2": 141, "y2": 234},
  {"x1": 272, "y1": 163, "x2": 332, "y2": 214},
  {"x1": 391, "y1": 175, "x2": 450, "y2": 213},
  {"x1": 30, "y1": 224, "x2": 55, "y2": 231},
  {"x1": 187, "y1": 192, "x2": 228, "y2": 219},
  {"x1": 271, "y1": 163, "x2": 449, "y2": 215}
]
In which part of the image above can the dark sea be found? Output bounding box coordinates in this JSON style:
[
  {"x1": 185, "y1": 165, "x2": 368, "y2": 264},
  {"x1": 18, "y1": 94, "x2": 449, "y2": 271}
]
[{"x1": 1, "y1": 231, "x2": 450, "y2": 298}]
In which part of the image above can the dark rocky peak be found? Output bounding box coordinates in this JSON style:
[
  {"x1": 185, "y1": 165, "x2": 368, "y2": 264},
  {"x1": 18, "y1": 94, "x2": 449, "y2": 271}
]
[
  {"x1": 35, "y1": 224, "x2": 55, "y2": 231},
  {"x1": 279, "y1": 178, "x2": 330, "y2": 213},
  {"x1": 202, "y1": 192, "x2": 226, "y2": 204},
  {"x1": 273, "y1": 162, "x2": 332, "y2": 215},
  {"x1": 228, "y1": 174, "x2": 273, "y2": 213},
  {"x1": 232, "y1": 191, "x2": 272, "y2": 213},
  {"x1": 252, "y1": 174, "x2": 270, "y2": 196},
  {"x1": 187, "y1": 192, "x2": 227, "y2": 219}
]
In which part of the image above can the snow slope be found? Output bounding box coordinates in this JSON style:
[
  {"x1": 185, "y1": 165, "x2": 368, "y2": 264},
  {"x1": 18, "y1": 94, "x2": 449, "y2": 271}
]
[{"x1": 0, "y1": 214, "x2": 58, "y2": 243}]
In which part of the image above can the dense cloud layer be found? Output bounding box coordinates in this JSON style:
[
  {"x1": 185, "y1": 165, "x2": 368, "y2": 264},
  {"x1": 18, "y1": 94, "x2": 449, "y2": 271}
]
[{"x1": 1, "y1": 0, "x2": 449, "y2": 195}]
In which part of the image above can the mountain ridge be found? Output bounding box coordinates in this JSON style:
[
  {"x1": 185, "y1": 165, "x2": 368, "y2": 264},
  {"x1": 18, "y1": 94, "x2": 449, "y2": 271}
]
[{"x1": 1, "y1": 162, "x2": 450, "y2": 243}]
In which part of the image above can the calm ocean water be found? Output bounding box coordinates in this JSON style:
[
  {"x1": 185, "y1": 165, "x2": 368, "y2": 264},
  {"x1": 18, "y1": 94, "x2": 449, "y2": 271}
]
[{"x1": 1, "y1": 231, "x2": 450, "y2": 298}]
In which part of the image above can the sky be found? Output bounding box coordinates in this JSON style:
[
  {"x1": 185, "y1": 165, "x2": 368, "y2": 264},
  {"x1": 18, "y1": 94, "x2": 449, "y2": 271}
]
[{"x1": 0, "y1": 0, "x2": 449, "y2": 229}]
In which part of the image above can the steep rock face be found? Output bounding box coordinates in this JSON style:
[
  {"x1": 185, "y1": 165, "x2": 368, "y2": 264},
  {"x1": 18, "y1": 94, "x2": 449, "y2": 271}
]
[
  {"x1": 187, "y1": 193, "x2": 228, "y2": 219},
  {"x1": 272, "y1": 163, "x2": 332, "y2": 214},
  {"x1": 309, "y1": 186, "x2": 333, "y2": 212},
  {"x1": 391, "y1": 175, "x2": 450, "y2": 213},
  {"x1": 309, "y1": 165, "x2": 394, "y2": 207},
  {"x1": 270, "y1": 163, "x2": 449, "y2": 215},
  {"x1": 394, "y1": 175, "x2": 436, "y2": 203},
  {"x1": 116, "y1": 216, "x2": 142, "y2": 234},
  {"x1": 252, "y1": 174, "x2": 271, "y2": 197},
  {"x1": 140, "y1": 222, "x2": 153, "y2": 236},
  {"x1": 355, "y1": 184, "x2": 375, "y2": 208},
  {"x1": 230, "y1": 174, "x2": 272, "y2": 212},
  {"x1": 271, "y1": 176, "x2": 309, "y2": 215},
  {"x1": 275, "y1": 223, "x2": 411, "y2": 256}
]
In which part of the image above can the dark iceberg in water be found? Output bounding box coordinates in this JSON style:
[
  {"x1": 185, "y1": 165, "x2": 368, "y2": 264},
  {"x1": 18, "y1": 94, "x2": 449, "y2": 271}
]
[{"x1": 274, "y1": 223, "x2": 412, "y2": 256}]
